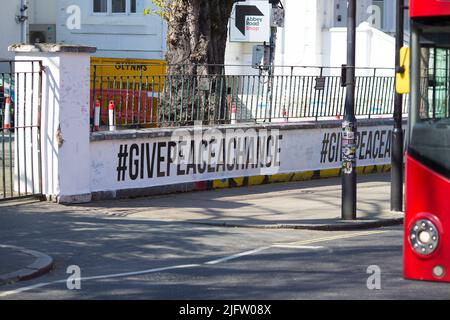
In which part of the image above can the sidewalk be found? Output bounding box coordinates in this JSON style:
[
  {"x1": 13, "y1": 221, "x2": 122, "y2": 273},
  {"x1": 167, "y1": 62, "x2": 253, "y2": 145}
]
[{"x1": 78, "y1": 172, "x2": 404, "y2": 231}]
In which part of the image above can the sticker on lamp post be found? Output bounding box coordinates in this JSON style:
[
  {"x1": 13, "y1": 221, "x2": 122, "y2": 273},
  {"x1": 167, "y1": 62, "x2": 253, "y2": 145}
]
[{"x1": 342, "y1": 120, "x2": 357, "y2": 174}]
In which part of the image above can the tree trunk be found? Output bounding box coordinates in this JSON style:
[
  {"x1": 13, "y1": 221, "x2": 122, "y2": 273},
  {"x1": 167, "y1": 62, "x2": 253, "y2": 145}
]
[{"x1": 161, "y1": 0, "x2": 234, "y2": 126}]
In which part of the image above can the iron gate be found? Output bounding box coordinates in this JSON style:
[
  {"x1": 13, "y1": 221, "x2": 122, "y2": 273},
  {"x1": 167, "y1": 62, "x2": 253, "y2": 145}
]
[{"x1": 0, "y1": 60, "x2": 43, "y2": 201}]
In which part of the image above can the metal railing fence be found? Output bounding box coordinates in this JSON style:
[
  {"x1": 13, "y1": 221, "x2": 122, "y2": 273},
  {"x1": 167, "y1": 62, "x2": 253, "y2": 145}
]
[
  {"x1": 0, "y1": 60, "x2": 43, "y2": 200},
  {"x1": 90, "y1": 64, "x2": 409, "y2": 130}
]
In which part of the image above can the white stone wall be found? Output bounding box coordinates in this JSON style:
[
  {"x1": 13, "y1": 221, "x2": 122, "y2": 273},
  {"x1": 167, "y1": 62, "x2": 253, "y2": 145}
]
[
  {"x1": 12, "y1": 45, "x2": 93, "y2": 203},
  {"x1": 11, "y1": 44, "x2": 401, "y2": 203},
  {"x1": 0, "y1": 0, "x2": 21, "y2": 64},
  {"x1": 89, "y1": 123, "x2": 397, "y2": 194}
]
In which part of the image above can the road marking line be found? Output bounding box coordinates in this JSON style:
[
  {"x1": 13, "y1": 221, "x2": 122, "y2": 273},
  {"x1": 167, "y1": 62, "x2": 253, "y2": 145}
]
[
  {"x1": 69, "y1": 264, "x2": 202, "y2": 282},
  {"x1": 280, "y1": 230, "x2": 387, "y2": 246},
  {"x1": 0, "y1": 282, "x2": 56, "y2": 297},
  {"x1": 204, "y1": 246, "x2": 271, "y2": 265},
  {"x1": 0, "y1": 229, "x2": 387, "y2": 297},
  {"x1": 0, "y1": 264, "x2": 201, "y2": 298},
  {"x1": 270, "y1": 245, "x2": 324, "y2": 249}
]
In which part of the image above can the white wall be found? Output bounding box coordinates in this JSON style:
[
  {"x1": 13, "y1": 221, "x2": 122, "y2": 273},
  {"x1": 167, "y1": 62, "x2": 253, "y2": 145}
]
[
  {"x1": 28, "y1": 0, "x2": 57, "y2": 24},
  {"x1": 0, "y1": 0, "x2": 21, "y2": 63},
  {"x1": 225, "y1": 0, "x2": 326, "y2": 75},
  {"x1": 56, "y1": 0, "x2": 166, "y2": 59},
  {"x1": 90, "y1": 123, "x2": 396, "y2": 194},
  {"x1": 324, "y1": 22, "x2": 395, "y2": 75},
  {"x1": 275, "y1": 0, "x2": 324, "y2": 68},
  {"x1": 226, "y1": 0, "x2": 397, "y2": 76},
  {"x1": 12, "y1": 45, "x2": 93, "y2": 203}
]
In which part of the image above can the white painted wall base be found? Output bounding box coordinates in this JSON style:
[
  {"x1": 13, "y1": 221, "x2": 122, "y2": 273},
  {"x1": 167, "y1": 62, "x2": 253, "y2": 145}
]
[{"x1": 89, "y1": 120, "x2": 403, "y2": 197}]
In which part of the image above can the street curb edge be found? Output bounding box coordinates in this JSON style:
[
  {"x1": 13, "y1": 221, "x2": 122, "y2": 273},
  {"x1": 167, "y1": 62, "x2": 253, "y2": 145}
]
[
  {"x1": 0, "y1": 245, "x2": 54, "y2": 286},
  {"x1": 189, "y1": 217, "x2": 404, "y2": 231}
]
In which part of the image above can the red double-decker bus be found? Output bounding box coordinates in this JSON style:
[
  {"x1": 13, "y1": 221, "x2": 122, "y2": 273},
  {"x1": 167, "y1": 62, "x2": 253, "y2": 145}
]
[{"x1": 404, "y1": 0, "x2": 450, "y2": 282}]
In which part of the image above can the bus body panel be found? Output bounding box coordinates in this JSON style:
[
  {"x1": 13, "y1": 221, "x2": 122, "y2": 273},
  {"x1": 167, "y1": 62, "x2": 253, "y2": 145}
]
[
  {"x1": 404, "y1": 153, "x2": 450, "y2": 282},
  {"x1": 410, "y1": 0, "x2": 450, "y2": 18}
]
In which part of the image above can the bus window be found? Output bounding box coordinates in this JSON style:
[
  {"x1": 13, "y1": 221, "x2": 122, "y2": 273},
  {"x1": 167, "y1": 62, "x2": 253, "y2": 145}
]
[
  {"x1": 410, "y1": 43, "x2": 450, "y2": 178},
  {"x1": 419, "y1": 47, "x2": 450, "y2": 120}
]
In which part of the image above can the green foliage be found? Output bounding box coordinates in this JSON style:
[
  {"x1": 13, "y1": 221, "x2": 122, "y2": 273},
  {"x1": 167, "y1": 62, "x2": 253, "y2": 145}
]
[{"x1": 144, "y1": 0, "x2": 175, "y2": 21}]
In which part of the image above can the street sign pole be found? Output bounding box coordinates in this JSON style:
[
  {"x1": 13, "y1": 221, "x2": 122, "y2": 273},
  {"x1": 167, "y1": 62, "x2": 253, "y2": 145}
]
[
  {"x1": 342, "y1": 0, "x2": 357, "y2": 220},
  {"x1": 391, "y1": 0, "x2": 404, "y2": 212}
]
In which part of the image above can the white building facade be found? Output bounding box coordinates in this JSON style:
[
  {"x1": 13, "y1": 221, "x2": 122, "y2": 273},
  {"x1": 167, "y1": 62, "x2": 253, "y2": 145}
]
[
  {"x1": 1, "y1": 0, "x2": 401, "y2": 68},
  {"x1": 56, "y1": 0, "x2": 166, "y2": 59},
  {"x1": 225, "y1": 0, "x2": 401, "y2": 74},
  {"x1": 0, "y1": 0, "x2": 166, "y2": 61}
]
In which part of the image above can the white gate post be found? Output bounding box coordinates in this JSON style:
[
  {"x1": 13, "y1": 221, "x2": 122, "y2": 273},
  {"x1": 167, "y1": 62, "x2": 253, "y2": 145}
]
[{"x1": 9, "y1": 44, "x2": 96, "y2": 203}]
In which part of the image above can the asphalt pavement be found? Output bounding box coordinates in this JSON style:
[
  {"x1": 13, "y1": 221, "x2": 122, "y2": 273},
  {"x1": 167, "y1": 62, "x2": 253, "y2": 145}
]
[{"x1": 0, "y1": 173, "x2": 449, "y2": 299}]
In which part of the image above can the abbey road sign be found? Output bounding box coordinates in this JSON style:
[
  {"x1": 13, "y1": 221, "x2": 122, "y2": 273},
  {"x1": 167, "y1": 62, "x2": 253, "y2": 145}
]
[{"x1": 229, "y1": 1, "x2": 271, "y2": 43}]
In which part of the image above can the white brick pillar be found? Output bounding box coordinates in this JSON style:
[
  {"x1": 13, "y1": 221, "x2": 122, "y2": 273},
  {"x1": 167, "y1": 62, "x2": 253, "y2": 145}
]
[{"x1": 9, "y1": 44, "x2": 96, "y2": 203}]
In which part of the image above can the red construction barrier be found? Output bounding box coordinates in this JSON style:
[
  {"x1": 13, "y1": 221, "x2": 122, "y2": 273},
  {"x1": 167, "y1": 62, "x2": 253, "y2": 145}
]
[
  {"x1": 108, "y1": 100, "x2": 116, "y2": 131},
  {"x1": 3, "y1": 96, "x2": 11, "y2": 130},
  {"x1": 90, "y1": 89, "x2": 159, "y2": 128},
  {"x1": 93, "y1": 99, "x2": 100, "y2": 131}
]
